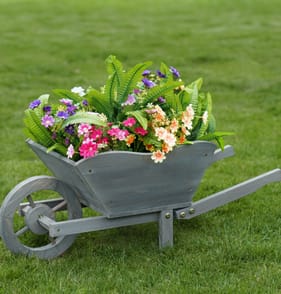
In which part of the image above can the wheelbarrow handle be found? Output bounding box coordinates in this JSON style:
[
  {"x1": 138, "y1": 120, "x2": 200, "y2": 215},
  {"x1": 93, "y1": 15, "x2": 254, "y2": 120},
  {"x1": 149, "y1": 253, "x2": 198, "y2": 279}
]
[{"x1": 212, "y1": 145, "x2": 235, "y2": 163}]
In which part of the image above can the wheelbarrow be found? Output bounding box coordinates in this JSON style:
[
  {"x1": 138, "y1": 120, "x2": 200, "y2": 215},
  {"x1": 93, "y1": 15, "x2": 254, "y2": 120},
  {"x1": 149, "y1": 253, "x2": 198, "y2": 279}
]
[{"x1": 0, "y1": 139, "x2": 280, "y2": 259}]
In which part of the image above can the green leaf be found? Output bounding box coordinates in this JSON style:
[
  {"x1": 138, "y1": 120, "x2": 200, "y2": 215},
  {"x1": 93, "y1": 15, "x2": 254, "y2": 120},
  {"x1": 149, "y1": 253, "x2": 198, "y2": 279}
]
[
  {"x1": 23, "y1": 109, "x2": 54, "y2": 146},
  {"x1": 190, "y1": 84, "x2": 199, "y2": 113},
  {"x1": 198, "y1": 92, "x2": 212, "y2": 137},
  {"x1": 53, "y1": 89, "x2": 83, "y2": 103},
  {"x1": 160, "y1": 62, "x2": 174, "y2": 82},
  {"x1": 187, "y1": 78, "x2": 203, "y2": 91},
  {"x1": 38, "y1": 94, "x2": 50, "y2": 105},
  {"x1": 179, "y1": 90, "x2": 191, "y2": 109},
  {"x1": 143, "y1": 81, "x2": 182, "y2": 105},
  {"x1": 61, "y1": 111, "x2": 107, "y2": 128},
  {"x1": 207, "y1": 113, "x2": 216, "y2": 133},
  {"x1": 126, "y1": 110, "x2": 148, "y2": 129},
  {"x1": 104, "y1": 71, "x2": 118, "y2": 106},
  {"x1": 198, "y1": 131, "x2": 235, "y2": 144},
  {"x1": 105, "y1": 55, "x2": 124, "y2": 88},
  {"x1": 118, "y1": 61, "x2": 152, "y2": 103},
  {"x1": 85, "y1": 88, "x2": 112, "y2": 118},
  {"x1": 164, "y1": 92, "x2": 183, "y2": 112},
  {"x1": 47, "y1": 143, "x2": 67, "y2": 156}
]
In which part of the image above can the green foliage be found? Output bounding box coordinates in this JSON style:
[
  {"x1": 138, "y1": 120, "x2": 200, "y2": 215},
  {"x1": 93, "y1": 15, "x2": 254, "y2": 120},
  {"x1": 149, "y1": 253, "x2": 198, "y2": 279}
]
[
  {"x1": 23, "y1": 95, "x2": 54, "y2": 147},
  {"x1": 61, "y1": 111, "x2": 107, "y2": 129},
  {"x1": 117, "y1": 61, "x2": 152, "y2": 103},
  {"x1": 145, "y1": 81, "x2": 182, "y2": 106}
]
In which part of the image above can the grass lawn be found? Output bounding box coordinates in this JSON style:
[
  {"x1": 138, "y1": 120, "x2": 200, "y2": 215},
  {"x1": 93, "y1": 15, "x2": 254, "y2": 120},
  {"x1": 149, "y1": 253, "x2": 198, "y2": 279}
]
[{"x1": 0, "y1": 0, "x2": 281, "y2": 292}]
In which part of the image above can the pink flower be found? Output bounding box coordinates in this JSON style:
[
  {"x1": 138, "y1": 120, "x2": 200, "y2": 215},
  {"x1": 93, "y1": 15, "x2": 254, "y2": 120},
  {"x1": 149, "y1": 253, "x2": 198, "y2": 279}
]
[
  {"x1": 151, "y1": 150, "x2": 166, "y2": 163},
  {"x1": 135, "y1": 127, "x2": 148, "y2": 136},
  {"x1": 97, "y1": 137, "x2": 109, "y2": 148},
  {"x1": 107, "y1": 127, "x2": 129, "y2": 141},
  {"x1": 122, "y1": 117, "x2": 137, "y2": 127},
  {"x1": 79, "y1": 139, "x2": 98, "y2": 158},
  {"x1": 90, "y1": 127, "x2": 103, "y2": 140},
  {"x1": 78, "y1": 123, "x2": 92, "y2": 137},
  {"x1": 66, "y1": 144, "x2": 75, "y2": 159}
]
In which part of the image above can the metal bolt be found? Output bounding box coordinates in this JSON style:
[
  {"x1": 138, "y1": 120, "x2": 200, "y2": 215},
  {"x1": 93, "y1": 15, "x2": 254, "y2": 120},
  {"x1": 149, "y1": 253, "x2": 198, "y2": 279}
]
[
  {"x1": 165, "y1": 212, "x2": 171, "y2": 219},
  {"x1": 189, "y1": 207, "x2": 195, "y2": 215},
  {"x1": 179, "y1": 211, "x2": 186, "y2": 218}
]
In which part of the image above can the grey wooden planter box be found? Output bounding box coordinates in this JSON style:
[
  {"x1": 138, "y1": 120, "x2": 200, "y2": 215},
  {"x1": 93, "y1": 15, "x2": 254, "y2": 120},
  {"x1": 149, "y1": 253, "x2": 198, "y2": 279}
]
[
  {"x1": 0, "y1": 139, "x2": 280, "y2": 259},
  {"x1": 28, "y1": 139, "x2": 227, "y2": 218}
]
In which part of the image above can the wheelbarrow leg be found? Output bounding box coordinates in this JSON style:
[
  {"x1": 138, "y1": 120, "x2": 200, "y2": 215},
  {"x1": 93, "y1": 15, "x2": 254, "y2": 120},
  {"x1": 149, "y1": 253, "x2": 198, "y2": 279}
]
[{"x1": 159, "y1": 209, "x2": 174, "y2": 248}]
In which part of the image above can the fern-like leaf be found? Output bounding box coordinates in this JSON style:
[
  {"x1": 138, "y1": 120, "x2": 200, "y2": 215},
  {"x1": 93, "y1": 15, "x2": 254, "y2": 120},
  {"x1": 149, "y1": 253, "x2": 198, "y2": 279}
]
[
  {"x1": 117, "y1": 61, "x2": 152, "y2": 103},
  {"x1": 143, "y1": 81, "x2": 182, "y2": 105},
  {"x1": 105, "y1": 55, "x2": 124, "y2": 90},
  {"x1": 24, "y1": 109, "x2": 54, "y2": 146},
  {"x1": 197, "y1": 93, "x2": 212, "y2": 137},
  {"x1": 85, "y1": 89, "x2": 112, "y2": 119}
]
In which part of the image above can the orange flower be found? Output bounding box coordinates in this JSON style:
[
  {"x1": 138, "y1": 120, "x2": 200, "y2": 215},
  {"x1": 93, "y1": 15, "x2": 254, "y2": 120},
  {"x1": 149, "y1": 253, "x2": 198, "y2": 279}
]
[
  {"x1": 162, "y1": 143, "x2": 172, "y2": 153},
  {"x1": 178, "y1": 134, "x2": 186, "y2": 144},
  {"x1": 126, "y1": 134, "x2": 135, "y2": 146},
  {"x1": 169, "y1": 118, "x2": 179, "y2": 133}
]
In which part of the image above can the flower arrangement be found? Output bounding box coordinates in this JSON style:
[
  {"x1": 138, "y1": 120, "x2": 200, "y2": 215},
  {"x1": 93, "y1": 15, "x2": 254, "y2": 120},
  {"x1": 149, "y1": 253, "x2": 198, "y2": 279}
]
[{"x1": 24, "y1": 55, "x2": 231, "y2": 163}]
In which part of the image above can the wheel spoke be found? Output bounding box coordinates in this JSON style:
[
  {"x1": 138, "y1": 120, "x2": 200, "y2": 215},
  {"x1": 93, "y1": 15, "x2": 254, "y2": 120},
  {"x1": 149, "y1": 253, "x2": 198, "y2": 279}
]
[
  {"x1": 27, "y1": 195, "x2": 35, "y2": 208},
  {"x1": 52, "y1": 200, "x2": 67, "y2": 212},
  {"x1": 16, "y1": 226, "x2": 29, "y2": 236}
]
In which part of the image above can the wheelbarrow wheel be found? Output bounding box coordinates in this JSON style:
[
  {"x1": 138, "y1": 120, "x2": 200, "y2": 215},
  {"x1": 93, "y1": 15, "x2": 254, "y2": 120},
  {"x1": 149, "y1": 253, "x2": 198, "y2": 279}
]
[{"x1": 0, "y1": 176, "x2": 82, "y2": 259}]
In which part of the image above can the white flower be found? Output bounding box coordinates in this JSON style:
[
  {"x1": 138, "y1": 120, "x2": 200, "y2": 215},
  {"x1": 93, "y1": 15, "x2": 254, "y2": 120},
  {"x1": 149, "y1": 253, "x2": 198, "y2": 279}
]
[
  {"x1": 202, "y1": 111, "x2": 208, "y2": 125},
  {"x1": 66, "y1": 144, "x2": 75, "y2": 159},
  {"x1": 71, "y1": 86, "x2": 86, "y2": 97}
]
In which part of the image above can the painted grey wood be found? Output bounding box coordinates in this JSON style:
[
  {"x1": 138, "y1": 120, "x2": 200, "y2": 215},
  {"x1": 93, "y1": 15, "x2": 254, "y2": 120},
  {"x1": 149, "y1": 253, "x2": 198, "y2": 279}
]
[
  {"x1": 175, "y1": 168, "x2": 281, "y2": 220},
  {"x1": 39, "y1": 213, "x2": 159, "y2": 237},
  {"x1": 159, "y1": 210, "x2": 174, "y2": 248},
  {"x1": 27, "y1": 139, "x2": 234, "y2": 218},
  {"x1": 0, "y1": 176, "x2": 82, "y2": 259}
]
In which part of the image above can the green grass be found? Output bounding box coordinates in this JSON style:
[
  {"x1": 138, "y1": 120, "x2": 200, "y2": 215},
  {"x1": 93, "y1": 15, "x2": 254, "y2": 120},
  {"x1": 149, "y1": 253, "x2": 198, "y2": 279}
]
[{"x1": 0, "y1": 0, "x2": 281, "y2": 292}]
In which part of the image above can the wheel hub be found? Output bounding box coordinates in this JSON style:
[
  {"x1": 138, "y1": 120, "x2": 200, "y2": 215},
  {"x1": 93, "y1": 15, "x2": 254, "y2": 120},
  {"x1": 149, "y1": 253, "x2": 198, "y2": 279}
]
[{"x1": 24, "y1": 204, "x2": 55, "y2": 235}]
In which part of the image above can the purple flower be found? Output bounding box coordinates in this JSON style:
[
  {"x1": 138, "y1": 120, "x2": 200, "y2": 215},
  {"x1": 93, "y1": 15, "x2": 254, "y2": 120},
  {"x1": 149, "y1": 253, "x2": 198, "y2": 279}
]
[
  {"x1": 170, "y1": 66, "x2": 180, "y2": 78},
  {"x1": 122, "y1": 94, "x2": 136, "y2": 106},
  {"x1": 57, "y1": 111, "x2": 69, "y2": 119},
  {"x1": 67, "y1": 105, "x2": 77, "y2": 115},
  {"x1": 133, "y1": 89, "x2": 141, "y2": 95},
  {"x1": 41, "y1": 114, "x2": 55, "y2": 128},
  {"x1": 142, "y1": 70, "x2": 151, "y2": 76},
  {"x1": 82, "y1": 99, "x2": 88, "y2": 106},
  {"x1": 142, "y1": 78, "x2": 156, "y2": 88},
  {"x1": 64, "y1": 137, "x2": 70, "y2": 146},
  {"x1": 158, "y1": 97, "x2": 166, "y2": 103},
  {"x1": 157, "y1": 70, "x2": 166, "y2": 78},
  {"x1": 29, "y1": 99, "x2": 41, "y2": 109},
  {"x1": 65, "y1": 125, "x2": 75, "y2": 135},
  {"x1": 43, "y1": 105, "x2": 51, "y2": 113}
]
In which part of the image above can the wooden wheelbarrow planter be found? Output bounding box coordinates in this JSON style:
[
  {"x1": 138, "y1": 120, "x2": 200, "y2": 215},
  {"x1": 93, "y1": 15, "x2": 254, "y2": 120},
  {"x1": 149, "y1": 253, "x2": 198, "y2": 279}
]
[{"x1": 0, "y1": 139, "x2": 280, "y2": 259}]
